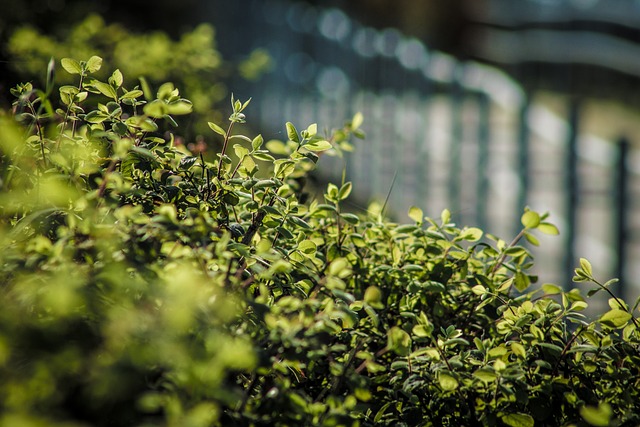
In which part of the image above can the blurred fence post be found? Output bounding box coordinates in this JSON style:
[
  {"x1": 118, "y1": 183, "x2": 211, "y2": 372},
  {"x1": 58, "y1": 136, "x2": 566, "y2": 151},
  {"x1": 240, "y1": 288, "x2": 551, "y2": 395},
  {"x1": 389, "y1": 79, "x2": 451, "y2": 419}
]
[
  {"x1": 517, "y1": 98, "x2": 530, "y2": 216},
  {"x1": 565, "y1": 99, "x2": 580, "y2": 289},
  {"x1": 476, "y1": 92, "x2": 490, "y2": 230},
  {"x1": 449, "y1": 68, "x2": 464, "y2": 220},
  {"x1": 615, "y1": 136, "x2": 629, "y2": 299}
]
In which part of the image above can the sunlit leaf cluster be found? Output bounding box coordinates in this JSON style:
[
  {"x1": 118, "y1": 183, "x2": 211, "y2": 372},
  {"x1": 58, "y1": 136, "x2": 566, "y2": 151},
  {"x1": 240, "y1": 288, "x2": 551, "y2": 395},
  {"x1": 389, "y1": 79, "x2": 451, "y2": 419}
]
[{"x1": 0, "y1": 58, "x2": 638, "y2": 427}]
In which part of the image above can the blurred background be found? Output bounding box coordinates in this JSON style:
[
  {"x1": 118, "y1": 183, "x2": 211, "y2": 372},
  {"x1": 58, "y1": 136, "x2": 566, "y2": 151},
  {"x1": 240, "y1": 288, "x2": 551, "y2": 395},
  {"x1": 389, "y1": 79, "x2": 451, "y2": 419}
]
[{"x1": 2, "y1": 0, "x2": 639, "y2": 303}]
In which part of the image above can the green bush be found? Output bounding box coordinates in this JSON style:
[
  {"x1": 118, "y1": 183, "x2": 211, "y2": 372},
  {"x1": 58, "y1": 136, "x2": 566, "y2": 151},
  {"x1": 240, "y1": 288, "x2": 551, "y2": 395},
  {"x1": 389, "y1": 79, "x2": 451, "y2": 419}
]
[
  {"x1": 3, "y1": 15, "x2": 271, "y2": 135},
  {"x1": 1, "y1": 58, "x2": 639, "y2": 427}
]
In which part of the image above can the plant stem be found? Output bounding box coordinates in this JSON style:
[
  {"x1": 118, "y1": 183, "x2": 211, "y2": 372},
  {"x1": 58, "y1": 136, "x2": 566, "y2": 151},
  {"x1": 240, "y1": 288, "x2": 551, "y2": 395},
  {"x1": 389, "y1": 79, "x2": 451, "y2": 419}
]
[
  {"x1": 490, "y1": 228, "x2": 526, "y2": 278},
  {"x1": 217, "y1": 121, "x2": 235, "y2": 180},
  {"x1": 26, "y1": 100, "x2": 47, "y2": 168}
]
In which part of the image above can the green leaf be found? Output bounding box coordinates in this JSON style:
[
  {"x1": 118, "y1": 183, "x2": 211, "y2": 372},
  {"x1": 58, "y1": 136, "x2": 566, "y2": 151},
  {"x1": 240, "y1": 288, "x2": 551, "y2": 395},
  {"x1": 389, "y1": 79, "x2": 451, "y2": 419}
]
[
  {"x1": 408, "y1": 206, "x2": 423, "y2": 223},
  {"x1": 297, "y1": 240, "x2": 316, "y2": 255},
  {"x1": 471, "y1": 284, "x2": 486, "y2": 296},
  {"x1": 387, "y1": 326, "x2": 411, "y2": 356},
  {"x1": 251, "y1": 152, "x2": 275, "y2": 162},
  {"x1": 514, "y1": 271, "x2": 531, "y2": 292},
  {"x1": 110, "y1": 69, "x2": 123, "y2": 88},
  {"x1": 305, "y1": 123, "x2": 317, "y2": 136},
  {"x1": 144, "y1": 100, "x2": 168, "y2": 118},
  {"x1": 352, "y1": 111, "x2": 364, "y2": 129},
  {"x1": 570, "y1": 301, "x2": 588, "y2": 311},
  {"x1": 600, "y1": 309, "x2": 632, "y2": 328},
  {"x1": 286, "y1": 122, "x2": 299, "y2": 143},
  {"x1": 274, "y1": 159, "x2": 296, "y2": 179},
  {"x1": 459, "y1": 227, "x2": 483, "y2": 242},
  {"x1": 208, "y1": 122, "x2": 226, "y2": 137},
  {"x1": 521, "y1": 210, "x2": 540, "y2": 229},
  {"x1": 304, "y1": 139, "x2": 332, "y2": 152},
  {"x1": 338, "y1": 182, "x2": 352, "y2": 200},
  {"x1": 60, "y1": 58, "x2": 82, "y2": 75},
  {"x1": 121, "y1": 89, "x2": 143, "y2": 100},
  {"x1": 524, "y1": 231, "x2": 540, "y2": 246},
  {"x1": 139, "y1": 76, "x2": 153, "y2": 100},
  {"x1": 412, "y1": 324, "x2": 432, "y2": 337},
  {"x1": 441, "y1": 208, "x2": 451, "y2": 225},
  {"x1": 501, "y1": 413, "x2": 534, "y2": 427},
  {"x1": 240, "y1": 97, "x2": 251, "y2": 111},
  {"x1": 93, "y1": 81, "x2": 118, "y2": 100},
  {"x1": 328, "y1": 257, "x2": 350, "y2": 277},
  {"x1": 374, "y1": 402, "x2": 393, "y2": 423},
  {"x1": 46, "y1": 57, "x2": 55, "y2": 93},
  {"x1": 340, "y1": 213, "x2": 359, "y2": 225},
  {"x1": 85, "y1": 55, "x2": 103, "y2": 73},
  {"x1": 580, "y1": 403, "x2": 612, "y2": 427},
  {"x1": 233, "y1": 144, "x2": 249, "y2": 160},
  {"x1": 265, "y1": 139, "x2": 288, "y2": 155},
  {"x1": 288, "y1": 216, "x2": 311, "y2": 229},
  {"x1": 251, "y1": 134, "x2": 264, "y2": 151},
  {"x1": 538, "y1": 222, "x2": 559, "y2": 235},
  {"x1": 438, "y1": 373, "x2": 458, "y2": 391},
  {"x1": 84, "y1": 110, "x2": 109, "y2": 124},
  {"x1": 511, "y1": 342, "x2": 526, "y2": 358},
  {"x1": 364, "y1": 286, "x2": 384, "y2": 309},
  {"x1": 473, "y1": 368, "x2": 497, "y2": 384},
  {"x1": 542, "y1": 283, "x2": 562, "y2": 295},
  {"x1": 166, "y1": 101, "x2": 192, "y2": 115},
  {"x1": 579, "y1": 258, "x2": 593, "y2": 277},
  {"x1": 179, "y1": 156, "x2": 198, "y2": 170},
  {"x1": 608, "y1": 297, "x2": 627, "y2": 311}
]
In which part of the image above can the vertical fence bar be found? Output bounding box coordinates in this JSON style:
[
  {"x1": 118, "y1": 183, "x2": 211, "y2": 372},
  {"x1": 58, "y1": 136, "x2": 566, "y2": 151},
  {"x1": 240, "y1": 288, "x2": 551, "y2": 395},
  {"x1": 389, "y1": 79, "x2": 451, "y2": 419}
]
[
  {"x1": 476, "y1": 92, "x2": 490, "y2": 230},
  {"x1": 614, "y1": 136, "x2": 629, "y2": 299},
  {"x1": 517, "y1": 98, "x2": 530, "y2": 215},
  {"x1": 565, "y1": 99, "x2": 580, "y2": 289},
  {"x1": 449, "y1": 69, "x2": 463, "y2": 220}
]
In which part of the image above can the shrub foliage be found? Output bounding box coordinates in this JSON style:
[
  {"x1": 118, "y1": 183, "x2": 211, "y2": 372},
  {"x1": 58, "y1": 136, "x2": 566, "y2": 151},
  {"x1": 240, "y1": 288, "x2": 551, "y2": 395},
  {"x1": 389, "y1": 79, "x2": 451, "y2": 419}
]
[{"x1": 1, "y1": 58, "x2": 639, "y2": 427}]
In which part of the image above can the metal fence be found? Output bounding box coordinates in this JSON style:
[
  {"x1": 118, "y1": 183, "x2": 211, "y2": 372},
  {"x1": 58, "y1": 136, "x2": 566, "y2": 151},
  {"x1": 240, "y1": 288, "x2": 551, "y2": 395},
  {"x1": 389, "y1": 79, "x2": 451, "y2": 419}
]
[{"x1": 208, "y1": 0, "x2": 639, "y2": 302}]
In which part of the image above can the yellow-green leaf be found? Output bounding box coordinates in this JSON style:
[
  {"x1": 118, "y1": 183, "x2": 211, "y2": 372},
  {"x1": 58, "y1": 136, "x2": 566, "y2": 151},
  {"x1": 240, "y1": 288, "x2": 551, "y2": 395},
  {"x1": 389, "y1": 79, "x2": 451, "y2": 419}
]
[
  {"x1": 364, "y1": 286, "x2": 384, "y2": 309},
  {"x1": 441, "y1": 208, "x2": 451, "y2": 225},
  {"x1": 538, "y1": 222, "x2": 559, "y2": 235},
  {"x1": 542, "y1": 283, "x2": 562, "y2": 295},
  {"x1": 438, "y1": 373, "x2": 458, "y2": 391},
  {"x1": 408, "y1": 206, "x2": 423, "y2": 223},
  {"x1": 208, "y1": 122, "x2": 226, "y2": 137},
  {"x1": 85, "y1": 55, "x2": 103, "y2": 73},
  {"x1": 304, "y1": 139, "x2": 332, "y2": 152},
  {"x1": 338, "y1": 182, "x2": 352, "y2": 200},
  {"x1": 297, "y1": 240, "x2": 317, "y2": 255},
  {"x1": 501, "y1": 413, "x2": 534, "y2": 427},
  {"x1": 473, "y1": 368, "x2": 497, "y2": 384},
  {"x1": 580, "y1": 258, "x2": 593, "y2": 277},
  {"x1": 580, "y1": 403, "x2": 612, "y2": 427},
  {"x1": 460, "y1": 227, "x2": 483, "y2": 242},
  {"x1": 306, "y1": 123, "x2": 317, "y2": 136},
  {"x1": 521, "y1": 210, "x2": 540, "y2": 229},
  {"x1": 166, "y1": 101, "x2": 193, "y2": 115},
  {"x1": 387, "y1": 326, "x2": 411, "y2": 356},
  {"x1": 110, "y1": 69, "x2": 123, "y2": 87},
  {"x1": 61, "y1": 58, "x2": 82, "y2": 75},
  {"x1": 511, "y1": 342, "x2": 526, "y2": 358},
  {"x1": 286, "y1": 122, "x2": 299, "y2": 143},
  {"x1": 600, "y1": 309, "x2": 632, "y2": 328},
  {"x1": 93, "y1": 81, "x2": 118, "y2": 100},
  {"x1": 352, "y1": 111, "x2": 364, "y2": 129}
]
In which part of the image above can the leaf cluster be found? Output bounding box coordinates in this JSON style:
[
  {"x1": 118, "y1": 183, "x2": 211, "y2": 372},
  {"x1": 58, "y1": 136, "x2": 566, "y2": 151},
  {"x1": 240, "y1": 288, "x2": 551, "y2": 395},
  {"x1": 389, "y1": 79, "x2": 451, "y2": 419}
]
[
  {"x1": 4, "y1": 15, "x2": 271, "y2": 135},
  {"x1": 1, "y1": 59, "x2": 639, "y2": 427}
]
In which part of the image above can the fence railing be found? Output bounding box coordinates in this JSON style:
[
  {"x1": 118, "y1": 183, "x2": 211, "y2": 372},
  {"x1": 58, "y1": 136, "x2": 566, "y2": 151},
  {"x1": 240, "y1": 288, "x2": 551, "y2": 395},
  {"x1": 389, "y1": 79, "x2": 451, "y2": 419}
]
[{"x1": 208, "y1": 0, "x2": 638, "y2": 301}]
